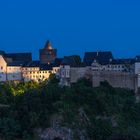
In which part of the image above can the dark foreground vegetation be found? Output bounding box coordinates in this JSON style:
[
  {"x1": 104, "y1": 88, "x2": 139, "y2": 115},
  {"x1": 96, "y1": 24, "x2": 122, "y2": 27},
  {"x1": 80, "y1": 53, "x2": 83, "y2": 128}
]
[{"x1": 0, "y1": 75, "x2": 140, "y2": 140}]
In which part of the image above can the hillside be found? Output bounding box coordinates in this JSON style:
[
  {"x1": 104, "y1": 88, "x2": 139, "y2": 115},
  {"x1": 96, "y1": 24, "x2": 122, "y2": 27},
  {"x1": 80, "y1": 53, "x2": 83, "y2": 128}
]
[{"x1": 0, "y1": 75, "x2": 140, "y2": 140}]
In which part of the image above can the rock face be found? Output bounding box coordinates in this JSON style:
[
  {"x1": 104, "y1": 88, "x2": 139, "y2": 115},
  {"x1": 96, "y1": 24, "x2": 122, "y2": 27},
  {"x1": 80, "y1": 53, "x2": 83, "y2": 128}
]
[
  {"x1": 36, "y1": 113, "x2": 90, "y2": 140},
  {"x1": 37, "y1": 127, "x2": 90, "y2": 140},
  {"x1": 36, "y1": 112, "x2": 90, "y2": 140},
  {"x1": 37, "y1": 115, "x2": 73, "y2": 140},
  {"x1": 38, "y1": 127, "x2": 73, "y2": 140}
]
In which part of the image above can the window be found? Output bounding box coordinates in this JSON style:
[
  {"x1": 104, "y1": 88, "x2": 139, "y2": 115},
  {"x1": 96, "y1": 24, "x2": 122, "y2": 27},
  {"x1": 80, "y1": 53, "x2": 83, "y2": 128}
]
[
  {"x1": 13, "y1": 75, "x2": 16, "y2": 78},
  {"x1": 66, "y1": 71, "x2": 69, "y2": 76}
]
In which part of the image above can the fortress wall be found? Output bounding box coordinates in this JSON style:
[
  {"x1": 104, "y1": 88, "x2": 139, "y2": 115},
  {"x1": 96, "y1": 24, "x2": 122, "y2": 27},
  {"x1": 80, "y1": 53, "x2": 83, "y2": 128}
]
[
  {"x1": 70, "y1": 67, "x2": 88, "y2": 83},
  {"x1": 92, "y1": 71, "x2": 137, "y2": 92}
]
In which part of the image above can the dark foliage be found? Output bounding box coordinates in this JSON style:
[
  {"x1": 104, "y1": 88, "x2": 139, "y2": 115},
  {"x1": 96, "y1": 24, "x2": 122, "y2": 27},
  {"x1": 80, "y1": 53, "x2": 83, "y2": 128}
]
[{"x1": 0, "y1": 76, "x2": 139, "y2": 140}]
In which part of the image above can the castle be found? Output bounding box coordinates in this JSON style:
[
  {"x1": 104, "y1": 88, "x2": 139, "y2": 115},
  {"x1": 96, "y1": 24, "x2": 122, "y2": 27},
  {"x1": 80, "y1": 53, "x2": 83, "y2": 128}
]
[
  {"x1": 0, "y1": 41, "x2": 61, "y2": 82},
  {"x1": 59, "y1": 51, "x2": 140, "y2": 93},
  {"x1": 0, "y1": 40, "x2": 140, "y2": 92}
]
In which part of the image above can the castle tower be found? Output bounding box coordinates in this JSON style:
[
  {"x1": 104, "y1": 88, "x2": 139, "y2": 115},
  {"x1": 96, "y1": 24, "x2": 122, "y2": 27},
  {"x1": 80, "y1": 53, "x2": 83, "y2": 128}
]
[{"x1": 39, "y1": 40, "x2": 57, "y2": 64}]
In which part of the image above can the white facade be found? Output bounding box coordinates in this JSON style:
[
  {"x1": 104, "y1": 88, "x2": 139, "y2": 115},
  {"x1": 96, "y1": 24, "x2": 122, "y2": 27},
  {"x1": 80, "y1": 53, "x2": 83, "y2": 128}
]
[
  {"x1": 134, "y1": 62, "x2": 140, "y2": 74},
  {"x1": 60, "y1": 65, "x2": 70, "y2": 78},
  {"x1": 22, "y1": 66, "x2": 60, "y2": 82},
  {"x1": 59, "y1": 65, "x2": 70, "y2": 86},
  {"x1": 0, "y1": 55, "x2": 7, "y2": 82},
  {"x1": 7, "y1": 66, "x2": 22, "y2": 81},
  {"x1": 91, "y1": 62, "x2": 126, "y2": 72},
  {"x1": 134, "y1": 62, "x2": 140, "y2": 87},
  {"x1": 22, "y1": 67, "x2": 40, "y2": 82}
]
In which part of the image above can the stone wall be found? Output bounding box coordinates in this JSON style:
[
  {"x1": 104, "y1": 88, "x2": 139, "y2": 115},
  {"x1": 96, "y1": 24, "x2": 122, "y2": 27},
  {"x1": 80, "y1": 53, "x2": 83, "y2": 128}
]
[
  {"x1": 92, "y1": 71, "x2": 138, "y2": 92},
  {"x1": 70, "y1": 67, "x2": 88, "y2": 83},
  {"x1": 62, "y1": 66, "x2": 138, "y2": 93},
  {"x1": 138, "y1": 75, "x2": 140, "y2": 88}
]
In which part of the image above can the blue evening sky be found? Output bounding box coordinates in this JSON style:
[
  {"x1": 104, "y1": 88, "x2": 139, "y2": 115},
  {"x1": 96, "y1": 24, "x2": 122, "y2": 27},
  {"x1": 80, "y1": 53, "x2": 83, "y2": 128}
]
[{"x1": 0, "y1": 0, "x2": 140, "y2": 60}]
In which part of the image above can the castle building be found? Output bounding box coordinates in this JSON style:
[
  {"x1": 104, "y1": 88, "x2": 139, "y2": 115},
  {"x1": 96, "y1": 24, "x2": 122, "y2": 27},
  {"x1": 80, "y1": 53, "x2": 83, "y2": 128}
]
[
  {"x1": 0, "y1": 40, "x2": 62, "y2": 83},
  {"x1": 59, "y1": 51, "x2": 140, "y2": 93},
  {"x1": 0, "y1": 55, "x2": 7, "y2": 82},
  {"x1": 1, "y1": 41, "x2": 140, "y2": 93},
  {"x1": 22, "y1": 61, "x2": 60, "y2": 82},
  {"x1": 39, "y1": 40, "x2": 57, "y2": 64},
  {"x1": 0, "y1": 54, "x2": 61, "y2": 83}
]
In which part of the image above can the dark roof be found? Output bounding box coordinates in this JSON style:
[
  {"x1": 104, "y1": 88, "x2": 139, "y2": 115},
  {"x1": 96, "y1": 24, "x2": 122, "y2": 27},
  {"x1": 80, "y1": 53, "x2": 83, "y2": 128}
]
[
  {"x1": 7, "y1": 61, "x2": 26, "y2": 66},
  {"x1": 97, "y1": 58, "x2": 135, "y2": 65},
  {"x1": 61, "y1": 55, "x2": 82, "y2": 66},
  {"x1": 53, "y1": 58, "x2": 63, "y2": 67},
  {"x1": 40, "y1": 64, "x2": 53, "y2": 70},
  {"x1": 5, "y1": 52, "x2": 32, "y2": 62},
  {"x1": 24, "y1": 61, "x2": 40, "y2": 67},
  {"x1": 83, "y1": 51, "x2": 113, "y2": 66},
  {"x1": 23, "y1": 60, "x2": 54, "y2": 70},
  {"x1": 113, "y1": 58, "x2": 135, "y2": 65}
]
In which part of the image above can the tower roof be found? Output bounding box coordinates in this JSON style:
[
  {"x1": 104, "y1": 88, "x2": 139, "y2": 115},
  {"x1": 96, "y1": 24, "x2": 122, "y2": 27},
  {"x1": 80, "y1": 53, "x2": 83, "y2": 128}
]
[{"x1": 44, "y1": 40, "x2": 53, "y2": 50}]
